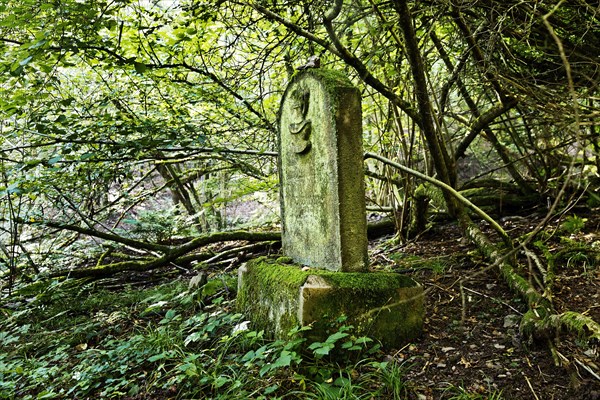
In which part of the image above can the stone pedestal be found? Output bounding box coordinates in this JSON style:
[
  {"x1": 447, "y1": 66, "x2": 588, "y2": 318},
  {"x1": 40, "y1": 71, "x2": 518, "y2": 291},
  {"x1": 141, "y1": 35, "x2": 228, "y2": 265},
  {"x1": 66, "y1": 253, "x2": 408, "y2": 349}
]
[{"x1": 238, "y1": 259, "x2": 424, "y2": 348}]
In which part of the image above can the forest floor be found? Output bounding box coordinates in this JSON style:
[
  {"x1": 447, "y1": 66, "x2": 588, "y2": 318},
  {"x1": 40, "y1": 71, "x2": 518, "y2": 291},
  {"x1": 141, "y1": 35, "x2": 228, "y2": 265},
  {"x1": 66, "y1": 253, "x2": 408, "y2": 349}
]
[
  {"x1": 2, "y1": 208, "x2": 600, "y2": 399},
  {"x1": 370, "y1": 210, "x2": 600, "y2": 399}
]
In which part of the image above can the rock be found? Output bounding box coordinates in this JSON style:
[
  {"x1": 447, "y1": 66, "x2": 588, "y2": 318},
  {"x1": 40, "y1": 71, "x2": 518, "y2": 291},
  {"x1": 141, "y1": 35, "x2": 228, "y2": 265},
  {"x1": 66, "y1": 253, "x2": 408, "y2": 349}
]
[
  {"x1": 189, "y1": 272, "x2": 207, "y2": 289},
  {"x1": 503, "y1": 314, "x2": 521, "y2": 328}
]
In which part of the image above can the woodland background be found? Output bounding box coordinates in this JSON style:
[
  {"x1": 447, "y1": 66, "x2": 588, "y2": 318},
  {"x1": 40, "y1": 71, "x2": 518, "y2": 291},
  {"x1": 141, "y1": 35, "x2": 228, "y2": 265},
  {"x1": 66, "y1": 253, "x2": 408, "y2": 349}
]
[{"x1": 1, "y1": 1, "x2": 599, "y2": 399}]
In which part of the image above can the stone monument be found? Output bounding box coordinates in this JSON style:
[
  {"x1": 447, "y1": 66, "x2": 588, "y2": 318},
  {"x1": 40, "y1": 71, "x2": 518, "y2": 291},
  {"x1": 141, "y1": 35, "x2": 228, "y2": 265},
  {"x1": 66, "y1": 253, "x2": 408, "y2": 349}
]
[
  {"x1": 278, "y1": 69, "x2": 367, "y2": 272},
  {"x1": 237, "y1": 69, "x2": 423, "y2": 348}
]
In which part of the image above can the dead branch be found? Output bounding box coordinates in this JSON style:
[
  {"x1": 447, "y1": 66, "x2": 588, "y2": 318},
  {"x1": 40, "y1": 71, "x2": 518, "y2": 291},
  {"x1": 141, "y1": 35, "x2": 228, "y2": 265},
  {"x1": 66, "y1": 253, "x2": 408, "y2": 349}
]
[{"x1": 48, "y1": 230, "x2": 281, "y2": 279}]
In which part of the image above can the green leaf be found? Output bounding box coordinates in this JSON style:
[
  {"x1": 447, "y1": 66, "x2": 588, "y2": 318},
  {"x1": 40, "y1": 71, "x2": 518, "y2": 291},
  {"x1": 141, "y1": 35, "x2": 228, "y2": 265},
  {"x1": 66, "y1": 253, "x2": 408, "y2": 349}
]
[
  {"x1": 37, "y1": 390, "x2": 59, "y2": 399},
  {"x1": 48, "y1": 156, "x2": 62, "y2": 165},
  {"x1": 29, "y1": 39, "x2": 48, "y2": 50},
  {"x1": 241, "y1": 350, "x2": 256, "y2": 363},
  {"x1": 10, "y1": 65, "x2": 24, "y2": 76},
  {"x1": 333, "y1": 376, "x2": 350, "y2": 387},
  {"x1": 148, "y1": 351, "x2": 171, "y2": 362},
  {"x1": 19, "y1": 56, "x2": 33, "y2": 66},
  {"x1": 7, "y1": 182, "x2": 21, "y2": 194},
  {"x1": 272, "y1": 351, "x2": 292, "y2": 368},
  {"x1": 134, "y1": 62, "x2": 147, "y2": 74},
  {"x1": 79, "y1": 152, "x2": 95, "y2": 160},
  {"x1": 325, "y1": 331, "x2": 348, "y2": 344},
  {"x1": 310, "y1": 342, "x2": 333, "y2": 356},
  {"x1": 39, "y1": 63, "x2": 53, "y2": 73},
  {"x1": 307, "y1": 342, "x2": 322, "y2": 350},
  {"x1": 213, "y1": 375, "x2": 230, "y2": 388},
  {"x1": 177, "y1": 362, "x2": 198, "y2": 376},
  {"x1": 354, "y1": 337, "x2": 373, "y2": 345},
  {"x1": 264, "y1": 384, "x2": 279, "y2": 395},
  {"x1": 159, "y1": 309, "x2": 178, "y2": 324}
]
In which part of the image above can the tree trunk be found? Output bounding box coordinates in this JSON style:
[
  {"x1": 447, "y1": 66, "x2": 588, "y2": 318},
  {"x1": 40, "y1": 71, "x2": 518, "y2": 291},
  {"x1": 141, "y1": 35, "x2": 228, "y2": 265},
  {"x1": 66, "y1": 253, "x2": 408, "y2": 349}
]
[{"x1": 392, "y1": 0, "x2": 457, "y2": 195}]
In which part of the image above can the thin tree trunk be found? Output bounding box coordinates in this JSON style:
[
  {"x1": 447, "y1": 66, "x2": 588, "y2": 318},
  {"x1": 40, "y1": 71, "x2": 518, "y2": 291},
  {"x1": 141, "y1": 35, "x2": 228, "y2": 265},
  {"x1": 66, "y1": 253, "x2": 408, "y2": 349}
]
[{"x1": 392, "y1": 0, "x2": 459, "y2": 216}]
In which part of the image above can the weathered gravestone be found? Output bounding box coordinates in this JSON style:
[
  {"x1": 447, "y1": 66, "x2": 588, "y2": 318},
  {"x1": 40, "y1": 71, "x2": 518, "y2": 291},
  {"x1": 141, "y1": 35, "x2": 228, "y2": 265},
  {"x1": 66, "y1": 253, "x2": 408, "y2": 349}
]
[
  {"x1": 238, "y1": 69, "x2": 424, "y2": 347},
  {"x1": 278, "y1": 69, "x2": 368, "y2": 272}
]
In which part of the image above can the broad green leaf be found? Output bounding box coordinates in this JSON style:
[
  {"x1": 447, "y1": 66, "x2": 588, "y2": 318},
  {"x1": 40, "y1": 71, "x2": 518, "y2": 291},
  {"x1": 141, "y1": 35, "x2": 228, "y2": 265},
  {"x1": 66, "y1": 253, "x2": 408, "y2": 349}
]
[
  {"x1": 19, "y1": 56, "x2": 33, "y2": 66},
  {"x1": 325, "y1": 331, "x2": 348, "y2": 344},
  {"x1": 272, "y1": 351, "x2": 292, "y2": 368},
  {"x1": 134, "y1": 62, "x2": 147, "y2": 74},
  {"x1": 264, "y1": 384, "x2": 278, "y2": 395},
  {"x1": 47, "y1": 156, "x2": 61, "y2": 165}
]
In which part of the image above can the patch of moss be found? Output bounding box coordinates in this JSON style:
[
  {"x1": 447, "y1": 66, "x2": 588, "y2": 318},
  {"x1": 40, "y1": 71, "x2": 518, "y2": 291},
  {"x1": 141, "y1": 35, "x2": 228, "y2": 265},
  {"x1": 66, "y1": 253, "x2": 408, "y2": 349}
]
[
  {"x1": 275, "y1": 256, "x2": 294, "y2": 264},
  {"x1": 244, "y1": 258, "x2": 418, "y2": 290},
  {"x1": 238, "y1": 258, "x2": 424, "y2": 347},
  {"x1": 237, "y1": 259, "x2": 309, "y2": 336},
  {"x1": 293, "y1": 68, "x2": 356, "y2": 90}
]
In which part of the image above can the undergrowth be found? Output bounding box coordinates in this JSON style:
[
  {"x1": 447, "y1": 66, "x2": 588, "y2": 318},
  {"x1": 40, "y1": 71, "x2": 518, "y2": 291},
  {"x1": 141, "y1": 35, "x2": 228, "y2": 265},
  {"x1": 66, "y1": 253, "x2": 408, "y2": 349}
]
[
  {"x1": 0, "y1": 270, "x2": 512, "y2": 399},
  {"x1": 0, "y1": 275, "x2": 417, "y2": 399}
]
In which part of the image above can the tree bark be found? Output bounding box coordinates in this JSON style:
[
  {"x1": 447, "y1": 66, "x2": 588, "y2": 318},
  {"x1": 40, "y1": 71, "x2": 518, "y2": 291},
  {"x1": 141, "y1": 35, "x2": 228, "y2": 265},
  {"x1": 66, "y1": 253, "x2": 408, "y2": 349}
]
[{"x1": 392, "y1": 0, "x2": 459, "y2": 215}]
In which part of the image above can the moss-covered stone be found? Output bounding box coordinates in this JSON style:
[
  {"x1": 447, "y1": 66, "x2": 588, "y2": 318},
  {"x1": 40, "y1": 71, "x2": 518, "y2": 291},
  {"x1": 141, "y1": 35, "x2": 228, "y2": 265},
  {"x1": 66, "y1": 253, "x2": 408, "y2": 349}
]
[
  {"x1": 278, "y1": 69, "x2": 367, "y2": 272},
  {"x1": 237, "y1": 258, "x2": 424, "y2": 348}
]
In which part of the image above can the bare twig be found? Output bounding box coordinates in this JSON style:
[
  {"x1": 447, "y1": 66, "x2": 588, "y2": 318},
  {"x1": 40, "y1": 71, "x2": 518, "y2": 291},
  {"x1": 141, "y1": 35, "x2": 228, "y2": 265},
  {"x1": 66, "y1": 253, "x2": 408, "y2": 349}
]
[
  {"x1": 462, "y1": 286, "x2": 523, "y2": 315},
  {"x1": 204, "y1": 241, "x2": 278, "y2": 265},
  {"x1": 574, "y1": 358, "x2": 600, "y2": 383},
  {"x1": 525, "y1": 375, "x2": 541, "y2": 400}
]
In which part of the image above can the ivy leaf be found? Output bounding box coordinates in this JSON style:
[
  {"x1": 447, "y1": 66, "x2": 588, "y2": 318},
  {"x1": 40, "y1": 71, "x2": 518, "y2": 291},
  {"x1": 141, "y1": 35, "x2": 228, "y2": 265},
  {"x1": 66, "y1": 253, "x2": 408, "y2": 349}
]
[
  {"x1": 272, "y1": 350, "x2": 292, "y2": 368},
  {"x1": 313, "y1": 344, "x2": 333, "y2": 356},
  {"x1": 47, "y1": 156, "x2": 62, "y2": 165},
  {"x1": 264, "y1": 385, "x2": 279, "y2": 395},
  {"x1": 148, "y1": 352, "x2": 167, "y2": 362}
]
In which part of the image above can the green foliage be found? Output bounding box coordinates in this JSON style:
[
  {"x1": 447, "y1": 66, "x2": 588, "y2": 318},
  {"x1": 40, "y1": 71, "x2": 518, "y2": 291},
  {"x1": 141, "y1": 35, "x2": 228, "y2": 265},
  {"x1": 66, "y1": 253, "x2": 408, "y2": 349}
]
[
  {"x1": 560, "y1": 215, "x2": 587, "y2": 235},
  {"x1": 123, "y1": 207, "x2": 197, "y2": 242},
  {"x1": 372, "y1": 360, "x2": 413, "y2": 399},
  {"x1": 306, "y1": 316, "x2": 378, "y2": 361},
  {"x1": 0, "y1": 276, "x2": 413, "y2": 399}
]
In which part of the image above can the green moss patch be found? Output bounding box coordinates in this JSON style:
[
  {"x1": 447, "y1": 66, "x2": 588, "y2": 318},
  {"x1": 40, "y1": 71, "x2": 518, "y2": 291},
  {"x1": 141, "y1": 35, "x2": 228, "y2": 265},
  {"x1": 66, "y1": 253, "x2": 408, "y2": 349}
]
[{"x1": 237, "y1": 258, "x2": 425, "y2": 348}]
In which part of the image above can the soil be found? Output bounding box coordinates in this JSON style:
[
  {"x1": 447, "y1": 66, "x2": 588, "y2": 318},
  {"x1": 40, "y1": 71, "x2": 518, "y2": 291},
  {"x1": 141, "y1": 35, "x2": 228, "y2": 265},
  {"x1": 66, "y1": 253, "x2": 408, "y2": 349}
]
[{"x1": 367, "y1": 211, "x2": 600, "y2": 399}]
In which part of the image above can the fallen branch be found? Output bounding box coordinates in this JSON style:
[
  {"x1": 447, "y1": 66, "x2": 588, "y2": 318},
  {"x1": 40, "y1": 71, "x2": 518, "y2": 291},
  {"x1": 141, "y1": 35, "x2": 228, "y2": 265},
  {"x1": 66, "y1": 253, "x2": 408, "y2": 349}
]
[
  {"x1": 48, "y1": 230, "x2": 281, "y2": 279},
  {"x1": 203, "y1": 241, "x2": 279, "y2": 265},
  {"x1": 26, "y1": 219, "x2": 171, "y2": 253},
  {"x1": 365, "y1": 151, "x2": 513, "y2": 249},
  {"x1": 44, "y1": 215, "x2": 398, "y2": 279}
]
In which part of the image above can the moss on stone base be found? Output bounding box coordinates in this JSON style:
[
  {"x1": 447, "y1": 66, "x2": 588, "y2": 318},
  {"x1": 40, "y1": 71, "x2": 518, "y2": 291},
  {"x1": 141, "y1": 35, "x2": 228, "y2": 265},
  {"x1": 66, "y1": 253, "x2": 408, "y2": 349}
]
[{"x1": 237, "y1": 257, "x2": 424, "y2": 348}]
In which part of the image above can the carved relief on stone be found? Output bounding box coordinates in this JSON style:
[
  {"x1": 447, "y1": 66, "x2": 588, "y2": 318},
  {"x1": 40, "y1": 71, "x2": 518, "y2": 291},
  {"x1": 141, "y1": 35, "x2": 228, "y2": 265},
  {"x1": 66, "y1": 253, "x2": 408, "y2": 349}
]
[{"x1": 288, "y1": 86, "x2": 312, "y2": 154}]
